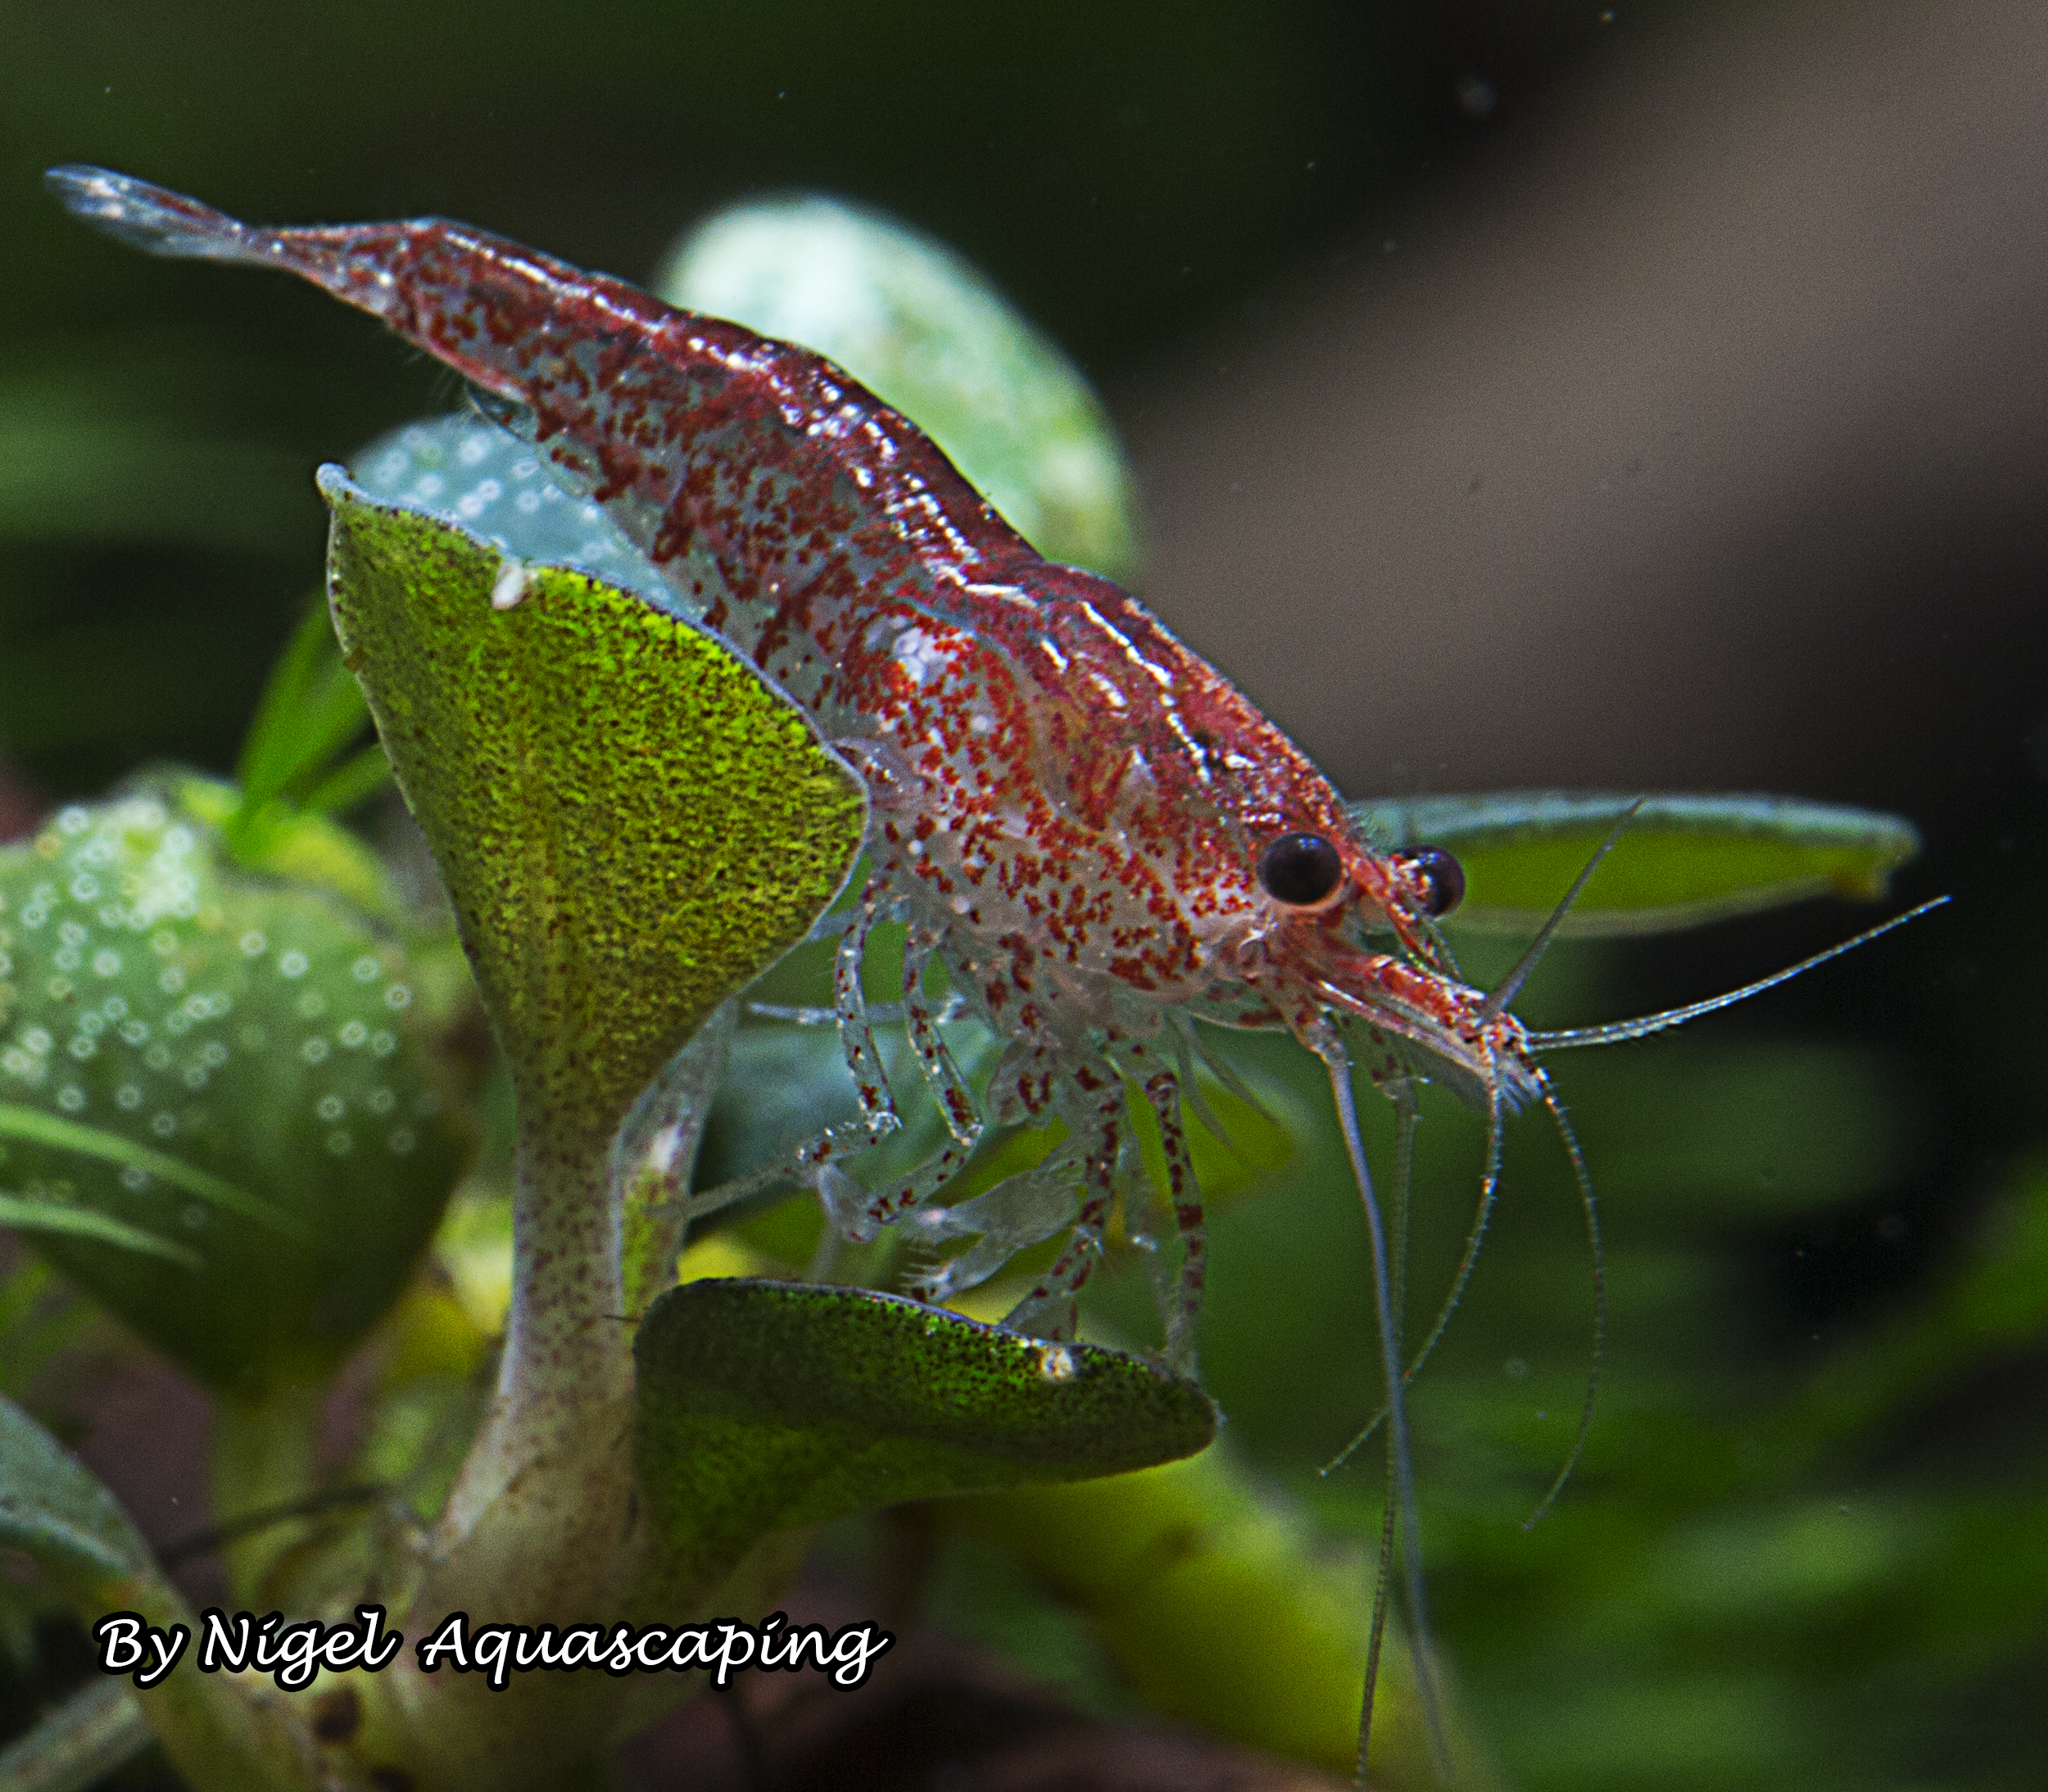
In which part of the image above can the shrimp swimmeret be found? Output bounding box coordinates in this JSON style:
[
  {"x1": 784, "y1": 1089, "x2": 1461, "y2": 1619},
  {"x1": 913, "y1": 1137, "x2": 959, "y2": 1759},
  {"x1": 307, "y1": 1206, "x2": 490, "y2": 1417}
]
[{"x1": 47, "y1": 165, "x2": 1939, "y2": 1779}]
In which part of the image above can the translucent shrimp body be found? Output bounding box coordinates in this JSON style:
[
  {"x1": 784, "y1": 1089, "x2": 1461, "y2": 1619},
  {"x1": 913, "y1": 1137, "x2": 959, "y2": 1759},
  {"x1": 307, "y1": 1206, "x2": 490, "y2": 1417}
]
[{"x1": 45, "y1": 163, "x2": 1519, "y2": 1274}]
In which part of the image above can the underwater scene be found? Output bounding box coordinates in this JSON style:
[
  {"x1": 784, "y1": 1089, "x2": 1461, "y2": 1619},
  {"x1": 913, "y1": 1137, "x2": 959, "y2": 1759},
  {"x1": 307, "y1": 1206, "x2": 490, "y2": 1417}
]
[{"x1": 2, "y1": 2, "x2": 2045, "y2": 1789}]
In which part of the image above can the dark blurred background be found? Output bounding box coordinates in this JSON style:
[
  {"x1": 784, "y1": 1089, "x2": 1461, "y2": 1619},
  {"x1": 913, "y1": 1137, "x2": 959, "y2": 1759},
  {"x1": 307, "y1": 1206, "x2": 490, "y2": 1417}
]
[{"x1": 5, "y1": 1, "x2": 2046, "y2": 1786}]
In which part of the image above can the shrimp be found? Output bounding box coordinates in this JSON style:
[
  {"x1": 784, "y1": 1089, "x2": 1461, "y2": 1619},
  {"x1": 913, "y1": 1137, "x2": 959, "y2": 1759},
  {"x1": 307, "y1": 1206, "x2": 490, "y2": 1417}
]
[{"x1": 45, "y1": 165, "x2": 1939, "y2": 1781}]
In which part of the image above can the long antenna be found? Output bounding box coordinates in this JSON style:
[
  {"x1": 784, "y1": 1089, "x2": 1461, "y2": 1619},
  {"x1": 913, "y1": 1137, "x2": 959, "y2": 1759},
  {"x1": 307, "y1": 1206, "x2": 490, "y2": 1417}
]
[
  {"x1": 1522, "y1": 1079, "x2": 1605, "y2": 1529},
  {"x1": 1529, "y1": 896, "x2": 1950, "y2": 1052},
  {"x1": 1322, "y1": 1079, "x2": 1504, "y2": 1476},
  {"x1": 1313, "y1": 1029, "x2": 1452, "y2": 1785},
  {"x1": 1479, "y1": 798, "x2": 1647, "y2": 1023}
]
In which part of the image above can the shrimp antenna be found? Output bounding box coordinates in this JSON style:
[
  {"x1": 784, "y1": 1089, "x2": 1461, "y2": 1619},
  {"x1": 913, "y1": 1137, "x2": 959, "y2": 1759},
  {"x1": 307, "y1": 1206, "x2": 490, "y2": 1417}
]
[
  {"x1": 1479, "y1": 798, "x2": 1647, "y2": 1023},
  {"x1": 1528, "y1": 895, "x2": 1950, "y2": 1052},
  {"x1": 1524, "y1": 1077, "x2": 1605, "y2": 1528},
  {"x1": 1312, "y1": 1028, "x2": 1452, "y2": 1784},
  {"x1": 1321, "y1": 1079, "x2": 1504, "y2": 1475}
]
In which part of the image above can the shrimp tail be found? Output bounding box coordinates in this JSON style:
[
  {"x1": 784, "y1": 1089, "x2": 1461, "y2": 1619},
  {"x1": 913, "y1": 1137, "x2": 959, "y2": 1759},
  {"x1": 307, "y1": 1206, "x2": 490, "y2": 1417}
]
[
  {"x1": 47, "y1": 165, "x2": 418, "y2": 331},
  {"x1": 46, "y1": 165, "x2": 281, "y2": 265}
]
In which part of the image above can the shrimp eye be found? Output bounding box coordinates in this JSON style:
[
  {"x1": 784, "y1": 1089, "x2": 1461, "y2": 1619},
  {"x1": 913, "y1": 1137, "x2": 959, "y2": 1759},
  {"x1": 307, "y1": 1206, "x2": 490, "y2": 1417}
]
[
  {"x1": 1258, "y1": 832, "x2": 1346, "y2": 907},
  {"x1": 1394, "y1": 844, "x2": 1466, "y2": 917}
]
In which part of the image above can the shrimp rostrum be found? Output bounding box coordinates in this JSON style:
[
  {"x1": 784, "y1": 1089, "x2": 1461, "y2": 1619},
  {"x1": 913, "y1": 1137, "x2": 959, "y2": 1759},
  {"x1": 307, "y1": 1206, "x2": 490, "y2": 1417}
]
[{"x1": 48, "y1": 165, "x2": 1939, "y2": 1779}]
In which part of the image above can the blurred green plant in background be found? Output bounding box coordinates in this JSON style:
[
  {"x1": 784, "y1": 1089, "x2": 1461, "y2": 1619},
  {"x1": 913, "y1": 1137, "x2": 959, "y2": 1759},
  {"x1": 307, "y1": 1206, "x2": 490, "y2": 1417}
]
[{"x1": 3, "y1": 4, "x2": 2046, "y2": 1789}]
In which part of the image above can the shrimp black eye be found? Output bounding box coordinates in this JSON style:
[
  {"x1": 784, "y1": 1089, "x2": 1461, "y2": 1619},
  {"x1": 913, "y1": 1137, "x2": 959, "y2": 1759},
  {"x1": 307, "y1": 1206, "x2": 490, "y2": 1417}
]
[
  {"x1": 1258, "y1": 832, "x2": 1345, "y2": 907},
  {"x1": 1395, "y1": 844, "x2": 1466, "y2": 917}
]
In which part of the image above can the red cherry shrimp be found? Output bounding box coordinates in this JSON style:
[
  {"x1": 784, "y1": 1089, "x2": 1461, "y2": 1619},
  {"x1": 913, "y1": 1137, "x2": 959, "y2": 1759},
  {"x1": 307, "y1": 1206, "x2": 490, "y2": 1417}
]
[{"x1": 47, "y1": 165, "x2": 1943, "y2": 1782}]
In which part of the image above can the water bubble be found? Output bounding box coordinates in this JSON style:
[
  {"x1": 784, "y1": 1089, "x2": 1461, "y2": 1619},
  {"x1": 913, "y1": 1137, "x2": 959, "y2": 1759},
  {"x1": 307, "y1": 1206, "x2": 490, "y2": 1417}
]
[
  {"x1": 57, "y1": 1085, "x2": 85, "y2": 1112},
  {"x1": 120, "y1": 1165, "x2": 149, "y2": 1192},
  {"x1": 316, "y1": 1094, "x2": 345, "y2": 1121},
  {"x1": 116, "y1": 1084, "x2": 143, "y2": 1111},
  {"x1": 199, "y1": 1042, "x2": 229, "y2": 1068},
  {"x1": 296, "y1": 989, "x2": 328, "y2": 1020},
  {"x1": 384, "y1": 984, "x2": 412, "y2": 1011},
  {"x1": 367, "y1": 1088, "x2": 395, "y2": 1115},
  {"x1": 241, "y1": 930, "x2": 268, "y2": 957},
  {"x1": 144, "y1": 1044, "x2": 173, "y2": 1071},
  {"x1": 183, "y1": 1066, "x2": 207, "y2": 1089},
  {"x1": 351, "y1": 956, "x2": 381, "y2": 983},
  {"x1": 57, "y1": 807, "x2": 89, "y2": 836},
  {"x1": 158, "y1": 966, "x2": 186, "y2": 994},
  {"x1": 279, "y1": 951, "x2": 309, "y2": 980},
  {"x1": 339, "y1": 1020, "x2": 369, "y2": 1048},
  {"x1": 23, "y1": 1029, "x2": 51, "y2": 1055},
  {"x1": 120, "y1": 1020, "x2": 148, "y2": 1045},
  {"x1": 326, "y1": 1130, "x2": 354, "y2": 1156},
  {"x1": 369, "y1": 1030, "x2": 396, "y2": 1057},
  {"x1": 301, "y1": 1038, "x2": 331, "y2": 1065},
  {"x1": 150, "y1": 1113, "x2": 178, "y2": 1138},
  {"x1": 67, "y1": 1036, "x2": 96, "y2": 1061},
  {"x1": 58, "y1": 921, "x2": 86, "y2": 947}
]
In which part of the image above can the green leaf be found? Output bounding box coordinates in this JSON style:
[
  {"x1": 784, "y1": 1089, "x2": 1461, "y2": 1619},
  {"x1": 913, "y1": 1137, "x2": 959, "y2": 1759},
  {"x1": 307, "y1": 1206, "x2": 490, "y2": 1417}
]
[
  {"x1": 0, "y1": 1396, "x2": 309, "y2": 1791},
  {"x1": 0, "y1": 1678, "x2": 154, "y2": 1792},
  {"x1": 0, "y1": 1191, "x2": 202, "y2": 1269},
  {"x1": 0, "y1": 1391, "x2": 158, "y2": 1594},
  {"x1": 658, "y1": 197, "x2": 1140, "y2": 581},
  {"x1": 232, "y1": 598, "x2": 376, "y2": 817},
  {"x1": 1348, "y1": 790, "x2": 1921, "y2": 936},
  {"x1": 0, "y1": 784, "x2": 473, "y2": 1394},
  {"x1": 0, "y1": 1106, "x2": 298, "y2": 1239},
  {"x1": 319, "y1": 468, "x2": 868, "y2": 1152},
  {"x1": 633, "y1": 1278, "x2": 1215, "y2": 1590},
  {"x1": 947, "y1": 1445, "x2": 1504, "y2": 1790},
  {"x1": 173, "y1": 773, "x2": 404, "y2": 923}
]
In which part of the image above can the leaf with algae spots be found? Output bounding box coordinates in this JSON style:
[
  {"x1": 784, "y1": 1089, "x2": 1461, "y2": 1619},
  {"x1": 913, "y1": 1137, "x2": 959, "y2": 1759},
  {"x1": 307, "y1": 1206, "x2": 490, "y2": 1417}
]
[
  {"x1": 0, "y1": 785, "x2": 472, "y2": 1395},
  {"x1": 634, "y1": 1278, "x2": 1217, "y2": 1591},
  {"x1": 319, "y1": 467, "x2": 868, "y2": 1148}
]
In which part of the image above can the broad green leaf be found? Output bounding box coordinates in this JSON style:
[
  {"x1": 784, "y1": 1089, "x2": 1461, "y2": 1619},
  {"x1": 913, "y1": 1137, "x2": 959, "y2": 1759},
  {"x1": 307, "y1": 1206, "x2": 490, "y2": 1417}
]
[
  {"x1": 633, "y1": 1278, "x2": 1215, "y2": 1590},
  {"x1": 0, "y1": 785, "x2": 472, "y2": 1394},
  {"x1": 320, "y1": 468, "x2": 868, "y2": 1151},
  {"x1": 658, "y1": 197, "x2": 1140, "y2": 581},
  {"x1": 1349, "y1": 790, "x2": 1920, "y2": 936}
]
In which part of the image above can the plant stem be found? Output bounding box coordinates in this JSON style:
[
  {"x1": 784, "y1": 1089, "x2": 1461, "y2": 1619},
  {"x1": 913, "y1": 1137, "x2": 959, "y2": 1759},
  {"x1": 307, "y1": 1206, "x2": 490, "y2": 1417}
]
[{"x1": 429, "y1": 1105, "x2": 634, "y2": 1585}]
